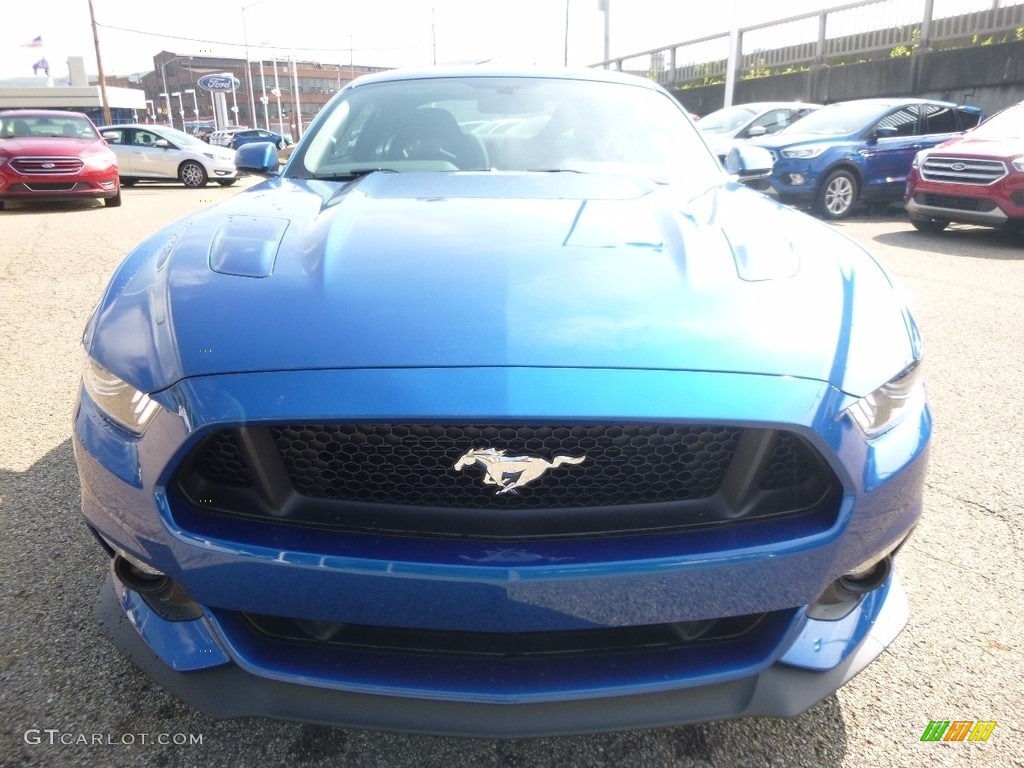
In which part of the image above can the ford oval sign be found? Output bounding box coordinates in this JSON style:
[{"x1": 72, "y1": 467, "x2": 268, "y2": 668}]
[{"x1": 198, "y1": 74, "x2": 241, "y2": 92}]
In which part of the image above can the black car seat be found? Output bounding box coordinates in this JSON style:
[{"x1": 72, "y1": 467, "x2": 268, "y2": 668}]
[{"x1": 386, "y1": 108, "x2": 488, "y2": 170}]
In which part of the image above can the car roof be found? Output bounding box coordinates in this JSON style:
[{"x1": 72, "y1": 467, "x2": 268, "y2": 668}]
[
  {"x1": 348, "y1": 65, "x2": 668, "y2": 91},
  {"x1": 733, "y1": 101, "x2": 822, "y2": 110},
  {"x1": 823, "y1": 97, "x2": 966, "y2": 109},
  {"x1": 98, "y1": 124, "x2": 171, "y2": 130},
  {"x1": 0, "y1": 109, "x2": 94, "y2": 119}
]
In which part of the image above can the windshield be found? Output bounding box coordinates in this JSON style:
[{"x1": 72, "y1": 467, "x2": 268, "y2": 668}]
[
  {"x1": 970, "y1": 103, "x2": 1024, "y2": 139},
  {"x1": 288, "y1": 75, "x2": 722, "y2": 186},
  {"x1": 776, "y1": 101, "x2": 887, "y2": 136},
  {"x1": 156, "y1": 127, "x2": 206, "y2": 146},
  {"x1": 696, "y1": 105, "x2": 757, "y2": 134},
  {"x1": 0, "y1": 113, "x2": 98, "y2": 139}
]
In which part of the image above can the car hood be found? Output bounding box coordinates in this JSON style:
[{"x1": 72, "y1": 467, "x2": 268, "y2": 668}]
[
  {"x1": 920, "y1": 134, "x2": 1023, "y2": 158},
  {"x1": 85, "y1": 172, "x2": 916, "y2": 398},
  {"x1": 1, "y1": 136, "x2": 106, "y2": 155},
  {"x1": 750, "y1": 132, "x2": 851, "y2": 150}
]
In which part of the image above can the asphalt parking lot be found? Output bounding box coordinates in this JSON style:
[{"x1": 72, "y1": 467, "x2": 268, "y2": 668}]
[{"x1": 1, "y1": 180, "x2": 1021, "y2": 768}]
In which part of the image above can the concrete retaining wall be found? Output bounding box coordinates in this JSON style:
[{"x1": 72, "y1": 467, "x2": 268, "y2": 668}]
[{"x1": 674, "y1": 40, "x2": 1024, "y2": 118}]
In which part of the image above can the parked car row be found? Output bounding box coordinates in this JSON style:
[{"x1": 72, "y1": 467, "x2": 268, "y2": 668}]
[
  {"x1": 703, "y1": 95, "x2": 1024, "y2": 234},
  {"x1": 748, "y1": 98, "x2": 984, "y2": 220},
  {"x1": 4, "y1": 98, "x2": 1023, "y2": 238},
  {"x1": 207, "y1": 126, "x2": 292, "y2": 150}
]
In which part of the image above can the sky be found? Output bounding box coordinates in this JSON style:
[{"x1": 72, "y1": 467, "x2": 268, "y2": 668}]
[{"x1": 0, "y1": 0, "x2": 837, "y2": 81}]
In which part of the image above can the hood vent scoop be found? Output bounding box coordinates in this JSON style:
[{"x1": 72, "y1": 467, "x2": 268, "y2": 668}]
[{"x1": 209, "y1": 216, "x2": 290, "y2": 278}]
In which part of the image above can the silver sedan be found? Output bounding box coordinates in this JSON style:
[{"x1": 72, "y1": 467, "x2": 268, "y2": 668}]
[{"x1": 98, "y1": 124, "x2": 238, "y2": 188}]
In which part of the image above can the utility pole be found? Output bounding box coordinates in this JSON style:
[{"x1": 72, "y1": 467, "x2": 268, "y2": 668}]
[
  {"x1": 87, "y1": 0, "x2": 112, "y2": 124},
  {"x1": 564, "y1": 0, "x2": 570, "y2": 66},
  {"x1": 600, "y1": 0, "x2": 610, "y2": 65}
]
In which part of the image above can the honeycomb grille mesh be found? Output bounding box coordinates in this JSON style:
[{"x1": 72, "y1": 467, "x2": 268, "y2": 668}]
[
  {"x1": 262, "y1": 424, "x2": 742, "y2": 509},
  {"x1": 194, "y1": 431, "x2": 253, "y2": 487}
]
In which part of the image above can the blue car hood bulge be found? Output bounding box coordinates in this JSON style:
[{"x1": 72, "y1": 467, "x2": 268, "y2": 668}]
[{"x1": 86, "y1": 173, "x2": 914, "y2": 397}]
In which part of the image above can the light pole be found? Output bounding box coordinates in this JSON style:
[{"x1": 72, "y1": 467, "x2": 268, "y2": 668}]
[
  {"x1": 272, "y1": 58, "x2": 284, "y2": 135},
  {"x1": 159, "y1": 92, "x2": 172, "y2": 127},
  {"x1": 171, "y1": 91, "x2": 184, "y2": 127},
  {"x1": 230, "y1": 75, "x2": 239, "y2": 126},
  {"x1": 259, "y1": 60, "x2": 269, "y2": 131},
  {"x1": 291, "y1": 55, "x2": 302, "y2": 140},
  {"x1": 184, "y1": 88, "x2": 199, "y2": 124},
  {"x1": 159, "y1": 55, "x2": 193, "y2": 130},
  {"x1": 242, "y1": 0, "x2": 270, "y2": 129}
]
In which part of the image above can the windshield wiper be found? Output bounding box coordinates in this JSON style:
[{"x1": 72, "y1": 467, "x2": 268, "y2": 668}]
[
  {"x1": 312, "y1": 168, "x2": 397, "y2": 181},
  {"x1": 526, "y1": 168, "x2": 586, "y2": 174}
]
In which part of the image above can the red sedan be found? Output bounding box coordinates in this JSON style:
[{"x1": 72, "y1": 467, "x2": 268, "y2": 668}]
[{"x1": 0, "y1": 109, "x2": 120, "y2": 210}]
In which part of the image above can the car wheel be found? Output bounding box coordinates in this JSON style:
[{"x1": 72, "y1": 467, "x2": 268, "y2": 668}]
[
  {"x1": 909, "y1": 216, "x2": 949, "y2": 233},
  {"x1": 0, "y1": 200, "x2": 5, "y2": 211},
  {"x1": 105, "y1": 190, "x2": 122, "y2": 208},
  {"x1": 277, "y1": 139, "x2": 286, "y2": 150},
  {"x1": 121, "y1": 179, "x2": 137, "y2": 187},
  {"x1": 179, "y1": 161, "x2": 208, "y2": 189},
  {"x1": 815, "y1": 169, "x2": 859, "y2": 220},
  {"x1": 218, "y1": 179, "x2": 238, "y2": 187}
]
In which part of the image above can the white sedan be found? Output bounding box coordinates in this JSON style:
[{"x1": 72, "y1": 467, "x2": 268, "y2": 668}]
[{"x1": 98, "y1": 124, "x2": 238, "y2": 188}]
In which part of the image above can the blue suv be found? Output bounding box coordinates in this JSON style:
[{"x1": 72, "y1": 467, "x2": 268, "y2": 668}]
[{"x1": 750, "y1": 98, "x2": 983, "y2": 219}]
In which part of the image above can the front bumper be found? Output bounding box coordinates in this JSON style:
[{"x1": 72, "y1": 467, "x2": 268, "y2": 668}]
[
  {"x1": 0, "y1": 171, "x2": 119, "y2": 203},
  {"x1": 905, "y1": 188, "x2": 1022, "y2": 226},
  {"x1": 97, "y1": 568, "x2": 909, "y2": 737},
  {"x1": 76, "y1": 366, "x2": 929, "y2": 735}
]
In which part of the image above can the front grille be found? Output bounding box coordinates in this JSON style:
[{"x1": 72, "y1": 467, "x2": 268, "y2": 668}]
[
  {"x1": 918, "y1": 192, "x2": 996, "y2": 212},
  {"x1": 920, "y1": 156, "x2": 1006, "y2": 185},
  {"x1": 271, "y1": 424, "x2": 741, "y2": 509},
  {"x1": 239, "y1": 611, "x2": 774, "y2": 658},
  {"x1": 175, "y1": 424, "x2": 839, "y2": 540},
  {"x1": 10, "y1": 156, "x2": 84, "y2": 175}
]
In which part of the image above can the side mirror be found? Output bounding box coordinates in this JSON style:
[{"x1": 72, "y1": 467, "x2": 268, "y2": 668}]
[
  {"x1": 874, "y1": 125, "x2": 899, "y2": 141},
  {"x1": 235, "y1": 142, "x2": 280, "y2": 176},
  {"x1": 746, "y1": 125, "x2": 767, "y2": 138},
  {"x1": 101, "y1": 131, "x2": 119, "y2": 141},
  {"x1": 154, "y1": 139, "x2": 171, "y2": 149},
  {"x1": 724, "y1": 145, "x2": 774, "y2": 180}
]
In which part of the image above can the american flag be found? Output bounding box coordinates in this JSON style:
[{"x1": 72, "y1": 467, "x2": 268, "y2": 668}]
[{"x1": 22, "y1": 36, "x2": 44, "y2": 48}]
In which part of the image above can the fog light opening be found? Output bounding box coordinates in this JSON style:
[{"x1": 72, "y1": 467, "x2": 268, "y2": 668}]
[
  {"x1": 112, "y1": 555, "x2": 204, "y2": 621},
  {"x1": 839, "y1": 555, "x2": 892, "y2": 596},
  {"x1": 807, "y1": 556, "x2": 893, "y2": 620},
  {"x1": 113, "y1": 554, "x2": 169, "y2": 594}
]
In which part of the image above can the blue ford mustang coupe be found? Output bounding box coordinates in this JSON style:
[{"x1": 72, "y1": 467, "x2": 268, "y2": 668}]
[{"x1": 74, "y1": 67, "x2": 930, "y2": 737}]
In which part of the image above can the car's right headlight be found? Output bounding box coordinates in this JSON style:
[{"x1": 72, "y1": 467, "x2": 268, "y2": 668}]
[
  {"x1": 845, "y1": 360, "x2": 926, "y2": 439},
  {"x1": 81, "y1": 358, "x2": 162, "y2": 436}
]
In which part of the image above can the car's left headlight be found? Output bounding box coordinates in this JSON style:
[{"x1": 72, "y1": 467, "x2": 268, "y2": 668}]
[
  {"x1": 1011, "y1": 156, "x2": 1024, "y2": 172},
  {"x1": 81, "y1": 358, "x2": 162, "y2": 436},
  {"x1": 82, "y1": 151, "x2": 117, "y2": 171},
  {"x1": 845, "y1": 359, "x2": 926, "y2": 438}
]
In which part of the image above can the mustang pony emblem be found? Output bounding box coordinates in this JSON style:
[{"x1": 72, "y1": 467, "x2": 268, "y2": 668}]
[{"x1": 453, "y1": 448, "x2": 586, "y2": 495}]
